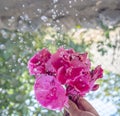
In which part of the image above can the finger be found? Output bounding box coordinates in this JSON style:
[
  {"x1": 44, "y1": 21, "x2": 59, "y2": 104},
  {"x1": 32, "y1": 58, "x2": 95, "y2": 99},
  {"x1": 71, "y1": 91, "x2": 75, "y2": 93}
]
[
  {"x1": 76, "y1": 98, "x2": 85, "y2": 111},
  {"x1": 77, "y1": 97, "x2": 99, "y2": 116},
  {"x1": 64, "y1": 99, "x2": 81, "y2": 115},
  {"x1": 68, "y1": 95, "x2": 85, "y2": 111},
  {"x1": 63, "y1": 110, "x2": 70, "y2": 116}
]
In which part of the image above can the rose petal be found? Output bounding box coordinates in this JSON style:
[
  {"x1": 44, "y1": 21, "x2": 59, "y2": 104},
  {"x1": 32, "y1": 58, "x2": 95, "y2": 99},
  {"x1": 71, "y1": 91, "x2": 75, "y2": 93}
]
[
  {"x1": 91, "y1": 65, "x2": 103, "y2": 81},
  {"x1": 34, "y1": 74, "x2": 68, "y2": 110},
  {"x1": 91, "y1": 84, "x2": 99, "y2": 91},
  {"x1": 28, "y1": 49, "x2": 51, "y2": 75}
]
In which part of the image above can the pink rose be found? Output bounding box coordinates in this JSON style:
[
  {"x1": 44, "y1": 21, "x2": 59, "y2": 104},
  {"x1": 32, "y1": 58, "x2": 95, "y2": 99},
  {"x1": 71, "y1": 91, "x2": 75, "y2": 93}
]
[
  {"x1": 28, "y1": 49, "x2": 51, "y2": 76},
  {"x1": 57, "y1": 66, "x2": 84, "y2": 84},
  {"x1": 34, "y1": 74, "x2": 68, "y2": 110},
  {"x1": 50, "y1": 48, "x2": 91, "y2": 84},
  {"x1": 50, "y1": 48, "x2": 72, "y2": 71},
  {"x1": 91, "y1": 84, "x2": 99, "y2": 91},
  {"x1": 66, "y1": 66, "x2": 103, "y2": 96},
  {"x1": 51, "y1": 48, "x2": 91, "y2": 71},
  {"x1": 90, "y1": 65, "x2": 103, "y2": 91},
  {"x1": 27, "y1": 47, "x2": 103, "y2": 110},
  {"x1": 91, "y1": 65, "x2": 103, "y2": 81},
  {"x1": 69, "y1": 52, "x2": 91, "y2": 69},
  {"x1": 66, "y1": 70, "x2": 91, "y2": 96}
]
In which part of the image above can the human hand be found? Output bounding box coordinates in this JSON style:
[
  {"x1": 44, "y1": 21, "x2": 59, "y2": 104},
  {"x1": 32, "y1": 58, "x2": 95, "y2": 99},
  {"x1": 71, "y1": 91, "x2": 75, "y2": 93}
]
[{"x1": 64, "y1": 97, "x2": 99, "y2": 116}]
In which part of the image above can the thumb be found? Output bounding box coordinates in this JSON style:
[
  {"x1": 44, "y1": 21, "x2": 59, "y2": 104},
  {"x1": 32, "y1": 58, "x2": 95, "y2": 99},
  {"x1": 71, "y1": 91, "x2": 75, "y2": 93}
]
[
  {"x1": 77, "y1": 97, "x2": 99, "y2": 116},
  {"x1": 64, "y1": 99, "x2": 80, "y2": 115}
]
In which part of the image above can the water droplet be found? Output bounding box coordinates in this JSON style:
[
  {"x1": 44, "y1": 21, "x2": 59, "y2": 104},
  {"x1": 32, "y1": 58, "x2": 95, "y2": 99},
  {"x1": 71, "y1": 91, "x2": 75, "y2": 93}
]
[
  {"x1": 66, "y1": 11, "x2": 69, "y2": 14},
  {"x1": 5, "y1": 61, "x2": 8, "y2": 64},
  {"x1": 20, "y1": 15, "x2": 24, "y2": 20},
  {"x1": 12, "y1": 69, "x2": 15, "y2": 72},
  {"x1": 46, "y1": 23, "x2": 51, "y2": 26},
  {"x1": 41, "y1": 109, "x2": 48, "y2": 113},
  {"x1": 21, "y1": 62, "x2": 25, "y2": 66},
  {"x1": 19, "y1": 20, "x2": 23, "y2": 24},
  {"x1": 22, "y1": 4, "x2": 25, "y2": 8},
  {"x1": 52, "y1": 14, "x2": 57, "y2": 19},
  {"x1": 75, "y1": 13, "x2": 78, "y2": 16},
  {"x1": 0, "y1": 30, "x2": 8, "y2": 38},
  {"x1": 54, "y1": 4, "x2": 57, "y2": 8},
  {"x1": 56, "y1": 20, "x2": 60, "y2": 23},
  {"x1": 12, "y1": 55, "x2": 16, "y2": 60},
  {"x1": 8, "y1": 64, "x2": 12, "y2": 68},
  {"x1": 83, "y1": 18, "x2": 86, "y2": 21},
  {"x1": 0, "y1": 44, "x2": 6, "y2": 50},
  {"x1": 82, "y1": 84, "x2": 85, "y2": 87},
  {"x1": 32, "y1": 41, "x2": 36, "y2": 46},
  {"x1": 79, "y1": 79, "x2": 82, "y2": 82},
  {"x1": 24, "y1": 14, "x2": 30, "y2": 21},
  {"x1": 25, "y1": 99, "x2": 30, "y2": 105},
  {"x1": 18, "y1": 58, "x2": 21, "y2": 63},
  {"x1": 4, "y1": 6, "x2": 9, "y2": 10},
  {"x1": 41, "y1": 16, "x2": 48, "y2": 22},
  {"x1": 11, "y1": 33, "x2": 16, "y2": 40},
  {"x1": 28, "y1": 20, "x2": 32, "y2": 24},
  {"x1": 53, "y1": 0, "x2": 59, "y2": 4},
  {"x1": 69, "y1": 1, "x2": 72, "y2": 4},
  {"x1": 69, "y1": 5, "x2": 72, "y2": 8},
  {"x1": 18, "y1": 37, "x2": 24, "y2": 43},
  {"x1": 37, "y1": 9, "x2": 41, "y2": 13}
]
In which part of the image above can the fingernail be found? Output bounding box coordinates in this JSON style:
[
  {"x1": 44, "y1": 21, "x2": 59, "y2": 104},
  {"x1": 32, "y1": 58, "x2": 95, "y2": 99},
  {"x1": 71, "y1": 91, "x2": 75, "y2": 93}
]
[
  {"x1": 79, "y1": 96, "x2": 83, "y2": 99},
  {"x1": 64, "y1": 100, "x2": 69, "y2": 108}
]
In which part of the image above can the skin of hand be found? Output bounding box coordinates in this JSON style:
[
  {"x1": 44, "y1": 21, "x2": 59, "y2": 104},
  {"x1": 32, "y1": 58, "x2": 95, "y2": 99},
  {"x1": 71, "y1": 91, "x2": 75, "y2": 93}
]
[{"x1": 64, "y1": 97, "x2": 99, "y2": 116}]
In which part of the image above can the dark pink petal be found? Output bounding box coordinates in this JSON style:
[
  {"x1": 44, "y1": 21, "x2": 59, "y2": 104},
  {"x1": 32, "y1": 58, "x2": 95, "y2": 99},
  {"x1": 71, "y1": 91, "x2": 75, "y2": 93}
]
[
  {"x1": 66, "y1": 48, "x2": 75, "y2": 54},
  {"x1": 50, "y1": 50, "x2": 69, "y2": 71},
  {"x1": 34, "y1": 65, "x2": 46, "y2": 75},
  {"x1": 57, "y1": 67, "x2": 83, "y2": 84},
  {"x1": 74, "y1": 78, "x2": 90, "y2": 94},
  {"x1": 45, "y1": 59, "x2": 56, "y2": 75},
  {"x1": 51, "y1": 55, "x2": 64, "y2": 71},
  {"x1": 34, "y1": 74, "x2": 68, "y2": 110},
  {"x1": 28, "y1": 49, "x2": 51, "y2": 75},
  {"x1": 28, "y1": 47, "x2": 104, "y2": 101},
  {"x1": 66, "y1": 67, "x2": 83, "y2": 80},
  {"x1": 50, "y1": 48, "x2": 66, "y2": 70},
  {"x1": 91, "y1": 65, "x2": 103, "y2": 81},
  {"x1": 69, "y1": 52, "x2": 91, "y2": 70},
  {"x1": 78, "y1": 52, "x2": 88, "y2": 62},
  {"x1": 66, "y1": 85, "x2": 81, "y2": 97},
  {"x1": 91, "y1": 84, "x2": 99, "y2": 91},
  {"x1": 67, "y1": 76, "x2": 90, "y2": 96},
  {"x1": 57, "y1": 66, "x2": 67, "y2": 84}
]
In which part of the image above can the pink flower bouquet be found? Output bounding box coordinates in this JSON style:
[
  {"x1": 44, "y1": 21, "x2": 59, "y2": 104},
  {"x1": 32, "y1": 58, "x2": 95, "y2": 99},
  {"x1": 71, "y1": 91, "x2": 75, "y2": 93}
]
[{"x1": 28, "y1": 47, "x2": 103, "y2": 110}]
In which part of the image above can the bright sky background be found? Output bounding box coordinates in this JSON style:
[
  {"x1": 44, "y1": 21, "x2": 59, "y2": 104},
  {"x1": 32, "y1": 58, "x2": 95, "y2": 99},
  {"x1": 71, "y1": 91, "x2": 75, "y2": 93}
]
[{"x1": 88, "y1": 98, "x2": 117, "y2": 116}]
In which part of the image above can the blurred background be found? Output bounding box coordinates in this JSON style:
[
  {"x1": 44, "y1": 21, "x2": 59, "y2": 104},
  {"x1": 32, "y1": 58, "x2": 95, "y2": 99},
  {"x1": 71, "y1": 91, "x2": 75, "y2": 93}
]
[{"x1": 0, "y1": 0, "x2": 120, "y2": 116}]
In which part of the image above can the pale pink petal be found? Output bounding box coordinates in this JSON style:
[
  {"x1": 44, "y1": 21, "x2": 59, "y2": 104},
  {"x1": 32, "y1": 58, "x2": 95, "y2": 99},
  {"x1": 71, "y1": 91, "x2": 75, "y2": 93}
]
[{"x1": 34, "y1": 74, "x2": 68, "y2": 110}]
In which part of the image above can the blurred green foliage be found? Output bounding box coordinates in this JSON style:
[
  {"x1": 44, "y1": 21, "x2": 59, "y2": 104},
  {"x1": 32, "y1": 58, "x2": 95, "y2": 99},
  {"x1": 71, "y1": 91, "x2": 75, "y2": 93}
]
[{"x1": 0, "y1": 27, "x2": 120, "y2": 116}]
